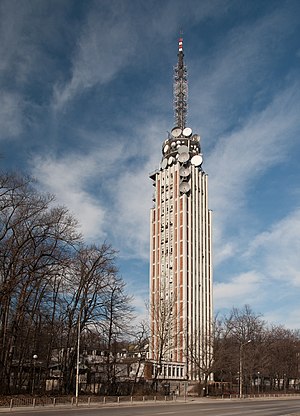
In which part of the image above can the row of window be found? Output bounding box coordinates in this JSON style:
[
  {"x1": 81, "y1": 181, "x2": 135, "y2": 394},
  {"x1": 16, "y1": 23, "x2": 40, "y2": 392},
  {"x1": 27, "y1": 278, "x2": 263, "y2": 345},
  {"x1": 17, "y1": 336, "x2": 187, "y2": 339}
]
[{"x1": 152, "y1": 364, "x2": 185, "y2": 379}]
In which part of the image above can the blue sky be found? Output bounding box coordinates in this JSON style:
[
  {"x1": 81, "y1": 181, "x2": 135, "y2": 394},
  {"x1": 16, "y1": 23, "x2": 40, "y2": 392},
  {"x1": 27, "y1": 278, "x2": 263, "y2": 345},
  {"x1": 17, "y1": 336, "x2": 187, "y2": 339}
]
[{"x1": 1, "y1": 0, "x2": 300, "y2": 328}]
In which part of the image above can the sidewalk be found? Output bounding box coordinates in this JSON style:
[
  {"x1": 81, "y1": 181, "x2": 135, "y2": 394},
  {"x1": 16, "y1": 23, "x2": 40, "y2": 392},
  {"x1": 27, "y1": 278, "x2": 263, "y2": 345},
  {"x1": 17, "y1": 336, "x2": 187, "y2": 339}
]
[{"x1": 1, "y1": 394, "x2": 300, "y2": 413}]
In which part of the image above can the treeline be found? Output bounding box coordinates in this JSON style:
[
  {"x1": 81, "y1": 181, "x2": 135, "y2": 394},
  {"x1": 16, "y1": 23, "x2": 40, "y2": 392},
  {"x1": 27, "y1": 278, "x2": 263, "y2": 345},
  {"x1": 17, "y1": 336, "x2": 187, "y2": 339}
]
[
  {"x1": 0, "y1": 173, "x2": 134, "y2": 395},
  {"x1": 211, "y1": 305, "x2": 300, "y2": 394},
  {"x1": 1, "y1": 172, "x2": 299, "y2": 397}
]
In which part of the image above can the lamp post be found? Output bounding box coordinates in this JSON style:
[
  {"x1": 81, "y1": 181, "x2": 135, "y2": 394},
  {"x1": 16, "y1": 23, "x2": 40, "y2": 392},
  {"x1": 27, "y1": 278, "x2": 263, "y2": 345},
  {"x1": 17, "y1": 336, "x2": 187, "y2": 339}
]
[
  {"x1": 239, "y1": 340, "x2": 251, "y2": 398},
  {"x1": 75, "y1": 309, "x2": 82, "y2": 406},
  {"x1": 257, "y1": 371, "x2": 260, "y2": 395},
  {"x1": 32, "y1": 354, "x2": 38, "y2": 394},
  {"x1": 75, "y1": 299, "x2": 91, "y2": 406}
]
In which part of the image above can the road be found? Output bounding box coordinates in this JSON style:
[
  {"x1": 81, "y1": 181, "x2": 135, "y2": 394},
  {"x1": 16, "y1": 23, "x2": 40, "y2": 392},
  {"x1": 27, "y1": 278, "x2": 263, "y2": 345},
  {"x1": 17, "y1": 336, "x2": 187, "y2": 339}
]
[{"x1": 4, "y1": 397, "x2": 300, "y2": 415}]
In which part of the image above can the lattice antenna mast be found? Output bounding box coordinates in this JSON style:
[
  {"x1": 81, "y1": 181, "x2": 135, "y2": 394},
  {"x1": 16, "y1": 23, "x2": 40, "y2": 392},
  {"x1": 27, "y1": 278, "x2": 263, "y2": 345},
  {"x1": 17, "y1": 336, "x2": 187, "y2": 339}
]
[{"x1": 173, "y1": 37, "x2": 188, "y2": 129}]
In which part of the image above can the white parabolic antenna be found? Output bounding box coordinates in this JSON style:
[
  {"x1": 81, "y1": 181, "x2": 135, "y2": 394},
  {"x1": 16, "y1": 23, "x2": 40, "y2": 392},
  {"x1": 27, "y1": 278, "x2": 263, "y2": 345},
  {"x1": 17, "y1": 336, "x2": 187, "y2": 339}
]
[
  {"x1": 179, "y1": 166, "x2": 190, "y2": 177},
  {"x1": 179, "y1": 181, "x2": 191, "y2": 193},
  {"x1": 171, "y1": 127, "x2": 182, "y2": 138},
  {"x1": 163, "y1": 144, "x2": 169, "y2": 153},
  {"x1": 191, "y1": 155, "x2": 203, "y2": 166},
  {"x1": 178, "y1": 152, "x2": 189, "y2": 163},
  {"x1": 183, "y1": 127, "x2": 192, "y2": 137},
  {"x1": 177, "y1": 145, "x2": 189, "y2": 154},
  {"x1": 168, "y1": 156, "x2": 174, "y2": 165},
  {"x1": 161, "y1": 158, "x2": 168, "y2": 169}
]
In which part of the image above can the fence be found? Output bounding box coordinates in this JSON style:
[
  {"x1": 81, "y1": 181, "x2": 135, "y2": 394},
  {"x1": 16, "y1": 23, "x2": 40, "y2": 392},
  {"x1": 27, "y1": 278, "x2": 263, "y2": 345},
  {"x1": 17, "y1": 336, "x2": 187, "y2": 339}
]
[
  {"x1": 0, "y1": 395, "x2": 177, "y2": 410},
  {"x1": 1, "y1": 392, "x2": 300, "y2": 411}
]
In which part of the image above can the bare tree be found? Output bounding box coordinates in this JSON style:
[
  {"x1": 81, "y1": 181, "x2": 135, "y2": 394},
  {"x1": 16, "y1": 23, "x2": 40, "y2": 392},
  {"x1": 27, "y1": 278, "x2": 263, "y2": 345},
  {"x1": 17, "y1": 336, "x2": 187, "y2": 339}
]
[
  {"x1": 148, "y1": 288, "x2": 177, "y2": 390},
  {"x1": 99, "y1": 275, "x2": 134, "y2": 395},
  {"x1": 127, "y1": 320, "x2": 149, "y2": 395},
  {"x1": 0, "y1": 173, "x2": 80, "y2": 393},
  {"x1": 0, "y1": 173, "x2": 144, "y2": 395},
  {"x1": 262, "y1": 325, "x2": 300, "y2": 391},
  {"x1": 186, "y1": 317, "x2": 220, "y2": 395},
  {"x1": 212, "y1": 305, "x2": 266, "y2": 394},
  {"x1": 54, "y1": 243, "x2": 122, "y2": 394}
]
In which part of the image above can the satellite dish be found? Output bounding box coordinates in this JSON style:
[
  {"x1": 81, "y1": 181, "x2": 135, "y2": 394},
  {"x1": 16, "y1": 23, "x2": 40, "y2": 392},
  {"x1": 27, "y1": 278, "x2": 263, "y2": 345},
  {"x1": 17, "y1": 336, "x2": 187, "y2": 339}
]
[
  {"x1": 177, "y1": 145, "x2": 189, "y2": 154},
  {"x1": 161, "y1": 158, "x2": 168, "y2": 169},
  {"x1": 179, "y1": 181, "x2": 191, "y2": 193},
  {"x1": 178, "y1": 152, "x2": 189, "y2": 163},
  {"x1": 163, "y1": 144, "x2": 169, "y2": 153},
  {"x1": 172, "y1": 127, "x2": 182, "y2": 138},
  {"x1": 171, "y1": 141, "x2": 176, "y2": 147},
  {"x1": 179, "y1": 166, "x2": 190, "y2": 177},
  {"x1": 168, "y1": 156, "x2": 174, "y2": 165},
  {"x1": 191, "y1": 155, "x2": 203, "y2": 166},
  {"x1": 192, "y1": 134, "x2": 201, "y2": 142},
  {"x1": 183, "y1": 127, "x2": 192, "y2": 137}
]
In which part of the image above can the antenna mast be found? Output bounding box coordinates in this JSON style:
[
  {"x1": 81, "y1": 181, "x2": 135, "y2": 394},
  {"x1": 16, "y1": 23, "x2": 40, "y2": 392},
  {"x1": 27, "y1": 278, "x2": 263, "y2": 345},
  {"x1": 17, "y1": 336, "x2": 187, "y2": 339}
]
[{"x1": 173, "y1": 36, "x2": 188, "y2": 129}]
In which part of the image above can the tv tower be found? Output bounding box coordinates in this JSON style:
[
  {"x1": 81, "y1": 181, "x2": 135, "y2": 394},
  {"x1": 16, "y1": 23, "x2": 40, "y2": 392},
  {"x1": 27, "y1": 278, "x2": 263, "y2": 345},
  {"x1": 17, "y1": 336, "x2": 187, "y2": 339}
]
[{"x1": 149, "y1": 37, "x2": 213, "y2": 383}]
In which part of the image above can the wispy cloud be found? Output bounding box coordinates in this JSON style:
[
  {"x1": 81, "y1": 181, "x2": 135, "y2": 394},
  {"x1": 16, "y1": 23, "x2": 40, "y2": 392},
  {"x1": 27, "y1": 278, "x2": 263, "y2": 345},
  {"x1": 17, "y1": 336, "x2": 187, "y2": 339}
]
[
  {"x1": 2, "y1": 0, "x2": 300, "y2": 327},
  {"x1": 214, "y1": 271, "x2": 263, "y2": 310},
  {"x1": 0, "y1": 92, "x2": 24, "y2": 139},
  {"x1": 30, "y1": 143, "x2": 124, "y2": 240},
  {"x1": 190, "y1": 3, "x2": 300, "y2": 140},
  {"x1": 52, "y1": 3, "x2": 137, "y2": 109},
  {"x1": 246, "y1": 208, "x2": 300, "y2": 287},
  {"x1": 264, "y1": 305, "x2": 300, "y2": 329},
  {"x1": 207, "y1": 81, "x2": 300, "y2": 266},
  {"x1": 0, "y1": 0, "x2": 34, "y2": 81},
  {"x1": 105, "y1": 122, "x2": 164, "y2": 259}
]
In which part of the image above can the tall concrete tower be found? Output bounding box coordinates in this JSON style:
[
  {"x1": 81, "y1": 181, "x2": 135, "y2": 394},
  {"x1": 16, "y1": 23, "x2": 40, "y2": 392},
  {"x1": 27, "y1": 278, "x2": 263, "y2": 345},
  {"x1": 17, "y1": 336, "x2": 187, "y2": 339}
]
[{"x1": 149, "y1": 37, "x2": 213, "y2": 383}]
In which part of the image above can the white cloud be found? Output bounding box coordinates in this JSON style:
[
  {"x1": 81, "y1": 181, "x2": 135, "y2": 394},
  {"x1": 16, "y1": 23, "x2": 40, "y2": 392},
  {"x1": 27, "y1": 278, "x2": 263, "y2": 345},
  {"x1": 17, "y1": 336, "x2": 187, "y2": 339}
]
[
  {"x1": 213, "y1": 238, "x2": 236, "y2": 268},
  {"x1": 0, "y1": 0, "x2": 31, "y2": 79},
  {"x1": 1, "y1": 0, "x2": 298, "y2": 329},
  {"x1": 108, "y1": 123, "x2": 163, "y2": 259},
  {"x1": 51, "y1": 0, "x2": 237, "y2": 110},
  {"x1": 31, "y1": 145, "x2": 123, "y2": 241},
  {"x1": 206, "y1": 82, "x2": 300, "y2": 265},
  {"x1": 208, "y1": 81, "x2": 300, "y2": 313},
  {"x1": 0, "y1": 92, "x2": 24, "y2": 139},
  {"x1": 246, "y1": 208, "x2": 300, "y2": 287},
  {"x1": 53, "y1": 3, "x2": 137, "y2": 109},
  {"x1": 189, "y1": 4, "x2": 299, "y2": 139},
  {"x1": 264, "y1": 305, "x2": 300, "y2": 330},
  {"x1": 214, "y1": 271, "x2": 263, "y2": 310},
  {"x1": 179, "y1": 3, "x2": 300, "y2": 281},
  {"x1": 112, "y1": 167, "x2": 152, "y2": 259},
  {"x1": 129, "y1": 284, "x2": 149, "y2": 325}
]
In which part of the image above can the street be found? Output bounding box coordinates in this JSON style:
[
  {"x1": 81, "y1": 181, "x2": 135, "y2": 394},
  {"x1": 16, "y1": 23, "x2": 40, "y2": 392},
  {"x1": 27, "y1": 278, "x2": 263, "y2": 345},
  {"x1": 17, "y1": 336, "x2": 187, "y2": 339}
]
[{"x1": 4, "y1": 397, "x2": 300, "y2": 416}]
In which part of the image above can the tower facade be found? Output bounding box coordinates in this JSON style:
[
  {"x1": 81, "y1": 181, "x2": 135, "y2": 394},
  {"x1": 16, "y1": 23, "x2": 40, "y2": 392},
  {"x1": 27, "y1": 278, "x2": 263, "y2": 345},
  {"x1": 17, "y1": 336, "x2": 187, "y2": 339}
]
[{"x1": 149, "y1": 38, "x2": 213, "y2": 382}]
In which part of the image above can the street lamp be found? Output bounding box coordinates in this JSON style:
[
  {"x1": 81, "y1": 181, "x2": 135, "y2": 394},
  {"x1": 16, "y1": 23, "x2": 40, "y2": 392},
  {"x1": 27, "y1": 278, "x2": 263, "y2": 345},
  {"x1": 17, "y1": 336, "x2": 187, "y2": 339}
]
[
  {"x1": 75, "y1": 310, "x2": 82, "y2": 405},
  {"x1": 75, "y1": 299, "x2": 91, "y2": 405},
  {"x1": 257, "y1": 372, "x2": 260, "y2": 395},
  {"x1": 32, "y1": 354, "x2": 38, "y2": 395},
  {"x1": 239, "y1": 340, "x2": 251, "y2": 398}
]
